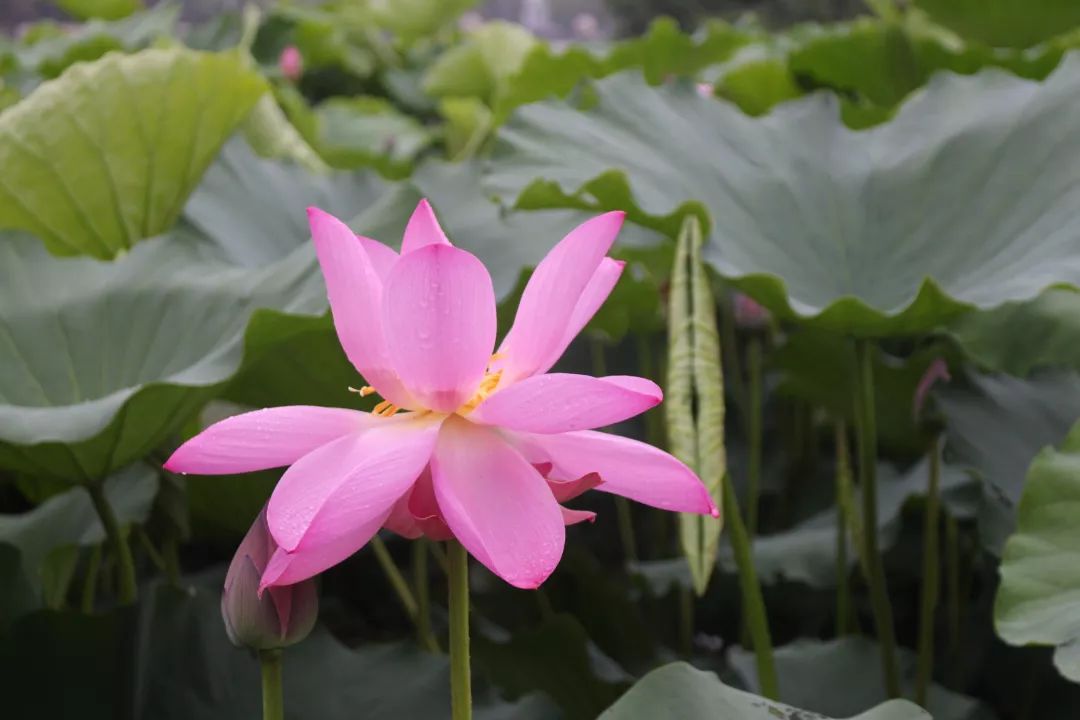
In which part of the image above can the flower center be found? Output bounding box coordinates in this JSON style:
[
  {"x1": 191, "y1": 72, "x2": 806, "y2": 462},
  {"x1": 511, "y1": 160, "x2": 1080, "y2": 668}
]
[{"x1": 349, "y1": 354, "x2": 505, "y2": 418}]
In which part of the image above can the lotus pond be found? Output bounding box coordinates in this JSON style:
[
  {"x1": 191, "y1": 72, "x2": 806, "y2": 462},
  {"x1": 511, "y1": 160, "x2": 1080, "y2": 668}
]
[{"x1": 3, "y1": 1, "x2": 1080, "y2": 718}]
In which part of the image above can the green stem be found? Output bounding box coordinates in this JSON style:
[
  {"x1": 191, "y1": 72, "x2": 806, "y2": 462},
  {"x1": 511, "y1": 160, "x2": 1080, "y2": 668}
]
[
  {"x1": 80, "y1": 544, "x2": 102, "y2": 613},
  {"x1": 592, "y1": 338, "x2": 639, "y2": 564},
  {"x1": 834, "y1": 421, "x2": 853, "y2": 636},
  {"x1": 946, "y1": 514, "x2": 960, "y2": 657},
  {"x1": 259, "y1": 649, "x2": 284, "y2": 720},
  {"x1": 719, "y1": 291, "x2": 749, "y2": 432},
  {"x1": 915, "y1": 435, "x2": 942, "y2": 706},
  {"x1": 853, "y1": 340, "x2": 901, "y2": 698},
  {"x1": 413, "y1": 540, "x2": 439, "y2": 653},
  {"x1": 371, "y1": 536, "x2": 418, "y2": 617},
  {"x1": 723, "y1": 477, "x2": 778, "y2": 700},
  {"x1": 86, "y1": 483, "x2": 137, "y2": 604},
  {"x1": 135, "y1": 526, "x2": 167, "y2": 573},
  {"x1": 163, "y1": 536, "x2": 181, "y2": 588},
  {"x1": 448, "y1": 541, "x2": 472, "y2": 720},
  {"x1": 747, "y1": 337, "x2": 764, "y2": 537},
  {"x1": 678, "y1": 584, "x2": 694, "y2": 657}
]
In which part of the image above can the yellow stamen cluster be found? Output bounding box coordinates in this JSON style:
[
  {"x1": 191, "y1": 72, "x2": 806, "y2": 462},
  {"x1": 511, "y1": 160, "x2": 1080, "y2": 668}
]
[
  {"x1": 372, "y1": 400, "x2": 400, "y2": 417},
  {"x1": 458, "y1": 369, "x2": 503, "y2": 415}
]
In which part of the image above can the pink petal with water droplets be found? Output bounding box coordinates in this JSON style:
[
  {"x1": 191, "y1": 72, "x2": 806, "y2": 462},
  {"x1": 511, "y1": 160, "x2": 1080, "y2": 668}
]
[
  {"x1": 267, "y1": 414, "x2": 441, "y2": 552},
  {"x1": 261, "y1": 510, "x2": 388, "y2": 588},
  {"x1": 511, "y1": 430, "x2": 717, "y2": 516},
  {"x1": 382, "y1": 245, "x2": 496, "y2": 412},
  {"x1": 472, "y1": 373, "x2": 661, "y2": 434},
  {"x1": 309, "y1": 207, "x2": 413, "y2": 406},
  {"x1": 498, "y1": 213, "x2": 624, "y2": 383},
  {"x1": 536, "y1": 258, "x2": 625, "y2": 375},
  {"x1": 165, "y1": 406, "x2": 370, "y2": 475},
  {"x1": 401, "y1": 199, "x2": 452, "y2": 254},
  {"x1": 432, "y1": 417, "x2": 564, "y2": 589}
]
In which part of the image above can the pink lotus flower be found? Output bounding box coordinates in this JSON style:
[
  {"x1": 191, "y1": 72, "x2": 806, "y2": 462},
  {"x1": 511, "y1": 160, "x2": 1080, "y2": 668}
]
[
  {"x1": 167, "y1": 202, "x2": 717, "y2": 590},
  {"x1": 279, "y1": 45, "x2": 303, "y2": 82}
]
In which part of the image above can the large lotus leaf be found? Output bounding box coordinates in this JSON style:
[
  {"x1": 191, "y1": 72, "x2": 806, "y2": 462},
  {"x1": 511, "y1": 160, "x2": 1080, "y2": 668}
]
[
  {"x1": 0, "y1": 231, "x2": 324, "y2": 482},
  {"x1": 0, "y1": 464, "x2": 157, "y2": 592},
  {"x1": 368, "y1": 0, "x2": 479, "y2": 42},
  {"x1": 938, "y1": 372, "x2": 1080, "y2": 554},
  {"x1": 995, "y1": 420, "x2": 1080, "y2": 683},
  {"x1": 717, "y1": 16, "x2": 1078, "y2": 120},
  {"x1": 496, "y1": 18, "x2": 752, "y2": 119},
  {"x1": 55, "y1": 0, "x2": 141, "y2": 21},
  {"x1": 0, "y1": 581, "x2": 558, "y2": 719},
  {"x1": 313, "y1": 96, "x2": 435, "y2": 176},
  {"x1": 0, "y1": 48, "x2": 265, "y2": 259},
  {"x1": 729, "y1": 637, "x2": 995, "y2": 719},
  {"x1": 945, "y1": 289, "x2": 1080, "y2": 376},
  {"x1": 489, "y1": 57, "x2": 1080, "y2": 336},
  {"x1": 598, "y1": 661, "x2": 927, "y2": 719},
  {"x1": 914, "y1": 0, "x2": 1080, "y2": 48},
  {"x1": 136, "y1": 581, "x2": 559, "y2": 719},
  {"x1": 423, "y1": 21, "x2": 538, "y2": 105},
  {"x1": 13, "y1": 4, "x2": 178, "y2": 78}
]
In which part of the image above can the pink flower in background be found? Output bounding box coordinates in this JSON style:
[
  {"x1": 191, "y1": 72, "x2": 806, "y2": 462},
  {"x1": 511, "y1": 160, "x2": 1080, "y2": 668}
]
[
  {"x1": 733, "y1": 292, "x2": 770, "y2": 329},
  {"x1": 221, "y1": 507, "x2": 318, "y2": 650},
  {"x1": 913, "y1": 358, "x2": 951, "y2": 419},
  {"x1": 167, "y1": 201, "x2": 716, "y2": 590},
  {"x1": 696, "y1": 82, "x2": 714, "y2": 98},
  {"x1": 279, "y1": 45, "x2": 303, "y2": 82}
]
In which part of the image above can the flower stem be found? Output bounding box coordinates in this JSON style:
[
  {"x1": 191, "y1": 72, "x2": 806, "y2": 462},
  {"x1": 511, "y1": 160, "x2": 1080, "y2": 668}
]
[
  {"x1": 86, "y1": 483, "x2": 137, "y2": 604},
  {"x1": 259, "y1": 649, "x2": 284, "y2": 720},
  {"x1": 371, "y1": 535, "x2": 418, "y2": 617},
  {"x1": 413, "y1": 540, "x2": 439, "y2": 652},
  {"x1": 915, "y1": 434, "x2": 942, "y2": 706},
  {"x1": 592, "y1": 337, "x2": 639, "y2": 564},
  {"x1": 80, "y1": 543, "x2": 102, "y2": 613},
  {"x1": 946, "y1": 513, "x2": 961, "y2": 657},
  {"x1": 447, "y1": 540, "x2": 472, "y2": 720},
  {"x1": 723, "y1": 476, "x2": 779, "y2": 700},
  {"x1": 834, "y1": 421, "x2": 853, "y2": 636},
  {"x1": 853, "y1": 339, "x2": 901, "y2": 698},
  {"x1": 747, "y1": 337, "x2": 764, "y2": 537},
  {"x1": 678, "y1": 584, "x2": 694, "y2": 657}
]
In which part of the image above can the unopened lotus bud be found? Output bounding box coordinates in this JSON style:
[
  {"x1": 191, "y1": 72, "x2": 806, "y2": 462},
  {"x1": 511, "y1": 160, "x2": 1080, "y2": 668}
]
[
  {"x1": 733, "y1": 292, "x2": 770, "y2": 329},
  {"x1": 222, "y1": 508, "x2": 317, "y2": 650},
  {"x1": 278, "y1": 45, "x2": 303, "y2": 82}
]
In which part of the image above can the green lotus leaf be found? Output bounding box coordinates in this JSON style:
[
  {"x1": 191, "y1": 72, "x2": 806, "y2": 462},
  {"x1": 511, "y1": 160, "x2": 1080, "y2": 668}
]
[
  {"x1": 995, "y1": 420, "x2": 1080, "y2": 683},
  {"x1": 313, "y1": 96, "x2": 435, "y2": 177},
  {"x1": 938, "y1": 372, "x2": 1080, "y2": 554},
  {"x1": 13, "y1": 4, "x2": 178, "y2": 78},
  {"x1": 0, "y1": 230, "x2": 323, "y2": 482},
  {"x1": 368, "y1": 0, "x2": 480, "y2": 42},
  {"x1": 729, "y1": 637, "x2": 995, "y2": 719},
  {"x1": 496, "y1": 18, "x2": 752, "y2": 119},
  {"x1": 490, "y1": 57, "x2": 1080, "y2": 336},
  {"x1": 914, "y1": 0, "x2": 1080, "y2": 48},
  {"x1": 55, "y1": 0, "x2": 142, "y2": 21},
  {"x1": 0, "y1": 581, "x2": 560, "y2": 719},
  {"x1": 0, "y1": 464, "x2": 157, "y2": 592},
  {"x1": 423, "y1": 21, "x2": 538, "y2": 106},
  {"x1": 945, "y1": 289, "x2": 1080, "y2": 376},
  {"x1": 599, "y1": 660, "x2": 928, "y2": 719},
  {"x1": 0, "y1": 47, "x2": 265, "y2": 259}
]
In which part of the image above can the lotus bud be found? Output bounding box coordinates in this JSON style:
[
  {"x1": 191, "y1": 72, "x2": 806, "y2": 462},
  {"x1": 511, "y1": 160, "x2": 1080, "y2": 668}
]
[
  {"x1": 278, "y1": 45, "x2": 303, "y2": 82},
  {"x1": 913, "y1": 357, "x2": 951, "y2": 422},
  {"x1": 222, "y1": 507, "x2": 317, "y2": 650},
  {"x1": 733, "y1": 292, "x2": 770, "y2": 329},
  {"x1": 696, "y1": 82, "x2": 714, "y2": 98}
]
